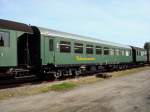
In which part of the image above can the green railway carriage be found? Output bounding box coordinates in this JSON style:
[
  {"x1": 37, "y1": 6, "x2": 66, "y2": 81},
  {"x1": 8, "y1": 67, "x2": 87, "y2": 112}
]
[
  {"x1": 131, "y1": 46, "x2": 147, "y2": 63},
  {"x1": 0, "y1": 19, "x2": 41, "y2": 77},
  {"x1": 144, "y1": 42, "x2": 150, "y2": 63},
  {"x1": 0, "y1": 20, "x2": 33, "y2": 67},
  {"x1": 0, "y1": 19, "x2": 148, "y2": 79},
  {"x1": 39, "y1": 27, "x2": 133, "y2": 68},
  {"x1": 0, "y1": 28, "x2": 19, "y2": 67},
  {"x1": 0, "y1": 19, "x2": 35, "y2": 76}
]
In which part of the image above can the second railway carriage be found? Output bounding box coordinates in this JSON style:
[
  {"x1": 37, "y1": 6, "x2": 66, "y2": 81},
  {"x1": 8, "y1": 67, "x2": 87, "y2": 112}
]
[
  {"x1": 131, "y1": 46, "x2": 147, "y2": 64},
  {"x1": 39, "y1": 27, "x2": 133, "y2": 78},
  {"x1": 144, "y1": 42, "x2": 150, "y2": 63},
  {"x1": 0, "y1": 19, "x2": 37, "y2": 77}
]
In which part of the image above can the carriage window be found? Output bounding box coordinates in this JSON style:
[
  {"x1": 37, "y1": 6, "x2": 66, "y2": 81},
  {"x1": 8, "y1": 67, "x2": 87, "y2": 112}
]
[
  {"x1": 141, "y1": 51, "x2": 143, "y2": 56},
  {"x1": 121, "y1": 50, "x2": 124, "y2": 56},
  {"x1": 49, "y1": 39, "x2": 54, "y2": 51},
  {"x1": 125, "y1": 50, "x2": 130, "y2": 56},
  {"x1": 119, "y1": 50, "x2": 124, "y2": 56},
  {"x1": 137, "y1": 51, "x2": 140, "y2": 56},
  {"x1": 139, "y1": 51, "x2": 141, "y2": 56},
  {"x1": 113, "y1": 49, "x2": 116, "y2": 56},
  {"x1": 137, "y1": 51, "x2": 139, "y2": 56},
  {"x1": 104, "y1": 47, "x2": 109, "y2": 55},
  {"x1": 60, "y1": 41, "x2": 71, "y2": 53},
  {"x1": 86, "y1": 45, "x2": 93, "y2": 54},
  {"x1": 110, "y1": 49, "x2": 115, "y2": 56},
  {"x1": 119, "y1": 50, "x2": 122, "y2": 56},
  {"x1": 96, "y1": 46, "x2": 102, "y2": 55},
  {"x1": 74, "y1": 43, "x2": 83, "y2": 54},
  {"x1": 115, "y1": 49, "x2": 119, "y2": 56},
  {"x1": 129, "y1": 50, "x2": 132, "y2": 56},
  {"x1": 0, "y1": 31, "x2": 10, "y2": 47},
  {"x1": 124, "y1": 50, "x2": 126, "y2": 56},
  {"x1": 144, "y1": 51, "x2": 147, "y2": 56},
  {"x1": 141, "y1": 51, "x2": 145, "y2": 56}
]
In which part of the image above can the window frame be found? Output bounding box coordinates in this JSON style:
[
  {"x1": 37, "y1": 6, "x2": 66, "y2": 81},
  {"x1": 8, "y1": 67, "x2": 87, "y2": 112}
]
[
  {"x1": 125, "y1": 50, "x2": 130, "y2": 56},
  {"x1": 96, "y1": 46, "x2": 103, "y2": 55},
  {"x1": 86, "y1": 44, "x2": 94, "y2": 54},
  {"x1": 59, "y1": 41, "x2": 71, "y2": 53},
  {"x1": 49, "y1": 39, "x2": 54, "y2": 51},
  {"x1": 0, "y1": 30, "x2": 10, "y2": 47},
  {"x1": 110, "y1": 48, "x2": 115, "y2": 56},
  {"x1": 74, "y1": 43, "x2": 83, "y2": 54},
  {"x1": 104, "y1": 47, "x2": 110, "y2": 55}
]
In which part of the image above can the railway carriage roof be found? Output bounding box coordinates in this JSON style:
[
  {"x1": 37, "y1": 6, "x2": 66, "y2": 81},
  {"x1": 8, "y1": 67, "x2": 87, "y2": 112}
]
[
  {"x1": 0, "y1": 19, "x2": 33, "y2": 33},
  {"x1": 131, "y1": 46, "x2": 146, "y2": 51},
  {"x1": 39, "y1": 27, "x2": 131, "y2": 49}
]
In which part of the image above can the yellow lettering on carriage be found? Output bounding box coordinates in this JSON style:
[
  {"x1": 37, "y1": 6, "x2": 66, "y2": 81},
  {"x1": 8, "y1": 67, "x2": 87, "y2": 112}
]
[{"x1": 76, "y1": 56, "x2": 96, "y2": 61}]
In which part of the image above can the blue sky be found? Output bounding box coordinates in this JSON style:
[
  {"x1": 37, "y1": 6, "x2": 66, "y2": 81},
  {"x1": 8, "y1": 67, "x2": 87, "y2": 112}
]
[{"x1": 0, "y1": 0, "x2": 150, "y2": 47}]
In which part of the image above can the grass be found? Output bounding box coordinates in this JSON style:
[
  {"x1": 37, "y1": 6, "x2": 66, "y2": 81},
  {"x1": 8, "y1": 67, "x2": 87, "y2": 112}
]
[
  {"x1": 50, "y1": 82, "x2": 78, "y2": 91},
  {"x1": 0, "y1": 82, "x2": 78, "y2": 100},
  {"x1": 111, "y1": 66, "x2": 150, "y2": 78},
  {"x1": 0, "y1": 86, "x2": 50, "y2": 100},
  {"x1": 69, "y1": 76, "x2": 104, "y2": 85}
]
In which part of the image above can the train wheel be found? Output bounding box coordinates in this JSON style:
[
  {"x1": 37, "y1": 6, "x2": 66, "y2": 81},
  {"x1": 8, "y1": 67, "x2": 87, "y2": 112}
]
[{"x1": 118, "y1": 65, "x2": 122, "y2": 70}]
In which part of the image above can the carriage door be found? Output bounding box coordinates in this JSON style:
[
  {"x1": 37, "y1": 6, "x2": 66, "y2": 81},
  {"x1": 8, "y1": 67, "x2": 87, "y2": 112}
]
[{"x1": 44, "y1": 36, "x2": 55, "y2": 65}]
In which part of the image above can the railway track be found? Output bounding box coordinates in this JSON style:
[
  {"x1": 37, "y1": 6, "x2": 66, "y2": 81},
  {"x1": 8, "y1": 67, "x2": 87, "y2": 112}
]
[
  {"x1": 0, "y1": 65, "x2": 148, "y2": 89},
  {"x1": 0, "y1": 75, "x2": 40, "y2": 89},
  {"x1": 0, "y1": 70, "x2": 104, "y2": 89}
]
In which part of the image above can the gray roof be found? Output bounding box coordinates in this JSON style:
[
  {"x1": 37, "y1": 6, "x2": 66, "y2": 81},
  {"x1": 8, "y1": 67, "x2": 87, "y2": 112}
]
[{"x1": 38, "y1": 27, "x2": 131, "y2": 49}]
